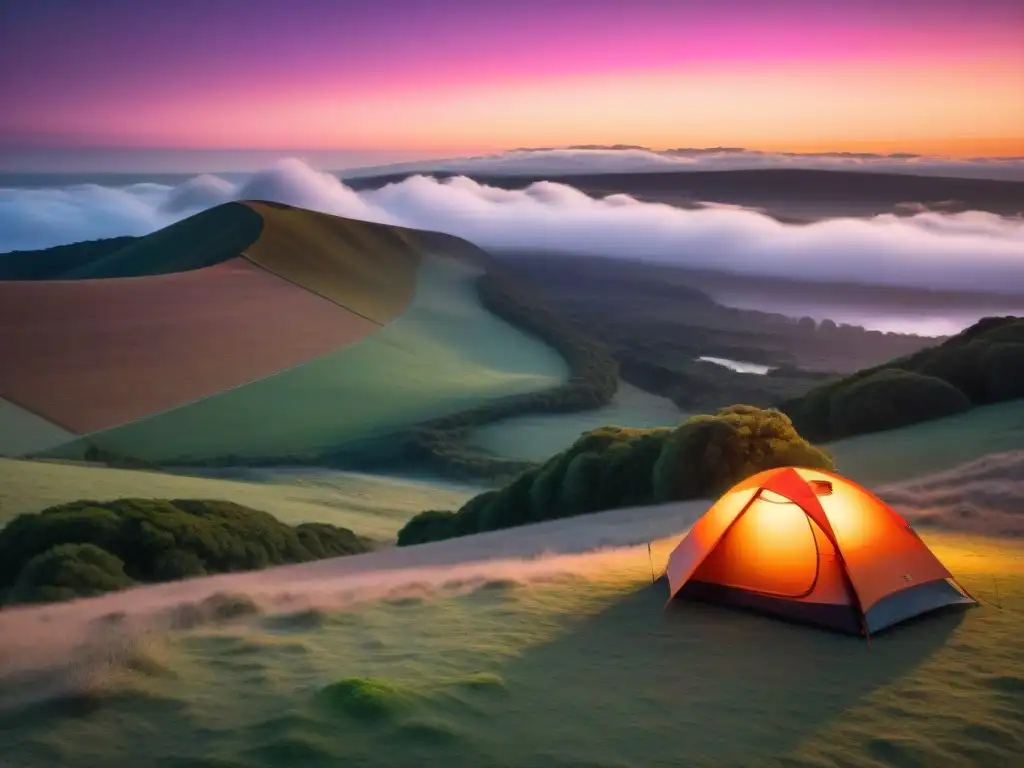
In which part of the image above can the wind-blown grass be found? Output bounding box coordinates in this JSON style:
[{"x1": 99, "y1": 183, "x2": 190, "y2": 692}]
[{"x1": 0, "y1": 525, "x2": 1018, "y2": 768}]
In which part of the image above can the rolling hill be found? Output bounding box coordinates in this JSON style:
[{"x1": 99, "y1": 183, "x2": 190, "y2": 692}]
[
  {"x1": 779, "y1": 316, "x2": 1024, "y2": 441},
  {"x1": 0, "y1": 201, "x2": 576, "y2": 463}
]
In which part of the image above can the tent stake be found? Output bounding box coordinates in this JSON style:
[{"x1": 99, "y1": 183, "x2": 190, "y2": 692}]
[{"x1": 647, "y1": 542, "x2": 656, "y2": 584}]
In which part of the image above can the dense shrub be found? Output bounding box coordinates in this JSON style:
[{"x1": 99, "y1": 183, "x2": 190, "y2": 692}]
[
  {"x1": 981, "y1": 342, "x2": 1024, "y2": 402},
  {"x1": 0, "y1": 498, "x2": 373, "y2": 605},
  {"x1": 779, "y1": 316, "x2": 1024, "y2": 441},
  {"x1": 913, "y1": 342, "x2": 990, "y2": 403},
  {"x1": 396, "y1": 406, "x2": 833, "y2": 546},
  {"x1": 9, "y1": 543, "x2": 135, "y2": 605},
  {"x1": 827, "y1": 370, "x2": 972, "y2": 439},
  {"x1": 392, "y1": 510, "x2": 457, "y2": 547}
]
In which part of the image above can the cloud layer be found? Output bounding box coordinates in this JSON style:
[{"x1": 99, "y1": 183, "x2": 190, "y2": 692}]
[
  {"x1": 343, "y1": 147, "x2": 1024, "y2": 182},
  {"x1": 2, "y1": 157, "x2": 1024, "y2": 294}
]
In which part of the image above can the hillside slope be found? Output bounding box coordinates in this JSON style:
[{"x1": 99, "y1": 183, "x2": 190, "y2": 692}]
[
  {"x1": 779, "y1": 316, "x2": 1024, "y2": 441},
  {"x1": 0, "y1": 202, "x2": 599, "y2": 465},
  {"x1": 64, "y1": 202, "x2": 265, "y2": 278},
  {"x1": 45, "y1": 254, "x2": 570, "y2": 462}
]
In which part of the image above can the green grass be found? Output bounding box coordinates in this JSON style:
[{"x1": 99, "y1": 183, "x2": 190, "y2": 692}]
[
  {"x1": 0, "y1": 532, "x2": 1018, "y2": 768},
  {"x1": 1, "y1": 402, "x2": 1022, "y2": 765},
  {"x1": 467, "y1": 381, "x2": 689, "y2": 462},
  {"x1": 12, "y1": 401, "x2": 1024, "y2": 545},
  {"x1": 48, "y1": 255, "x2": 570, "y2": 464},
  {"x1": 0, "y1": 459, "x2": 475, "y2": 540},
  {"x1": 828, "y1": 400, "x2": 1024, "y2": 484}
]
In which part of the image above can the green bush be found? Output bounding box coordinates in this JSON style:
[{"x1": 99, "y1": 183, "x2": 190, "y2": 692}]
[
  {"x1": 394, "y1": 510, "x2": 457, "y2": 547},
  {"x1": 8, "y1": 543, "x2": 135, "y2": 605},
  {"x1": 652, "y1": 405, "x2": 833, "y2": 500},
  {"x1": 396, "y1": 406, "x2": 832, "y2": 546},
  {"x1": 981, "y1": 342, "x2": 1024, "y2": 402},
  {"x1": 913, "y1": 342, "x2": 987, "y2": 402},
  {"x1": 779, "y1": 316, "x2": 1024, "y2": 441},
  {"x1": 0, "y1": 498, "x2": 373, "y2": 606},
  {"x1": 827, "y1": 369, "x2": 972, "y2": 439}
]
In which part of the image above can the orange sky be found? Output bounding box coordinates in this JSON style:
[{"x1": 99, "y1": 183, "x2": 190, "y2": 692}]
[
  {"x1": 3, "y1": 2, "x2": 1022, "y2": 159},
  {"x1": 35, "y1": 60, "x2": 1015, "y2": 159}
]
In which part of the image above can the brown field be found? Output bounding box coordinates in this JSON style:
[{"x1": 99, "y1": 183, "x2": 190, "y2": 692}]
[{"x1": 0, "y1": 258, "x2": 379, "y2": 434}]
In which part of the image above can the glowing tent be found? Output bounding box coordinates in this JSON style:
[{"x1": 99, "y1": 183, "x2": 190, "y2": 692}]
[{"x1": 664, "y1": 467, "x2": 976, "y2": 637}]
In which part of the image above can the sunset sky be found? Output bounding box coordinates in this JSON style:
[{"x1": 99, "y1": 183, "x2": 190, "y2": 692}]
[{"x1": 2, "y1": 0, "x2": 1022, "y2": 165}]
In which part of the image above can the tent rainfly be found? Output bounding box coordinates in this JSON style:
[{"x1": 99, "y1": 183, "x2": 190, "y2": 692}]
[{"x1": 664, "y1": 466, "x2": 976, "y2": 637}]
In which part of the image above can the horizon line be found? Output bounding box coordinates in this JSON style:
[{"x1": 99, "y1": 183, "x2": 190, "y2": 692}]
[{"x1": 2, "y1": 138, "x2": 1023, "y2": 159}]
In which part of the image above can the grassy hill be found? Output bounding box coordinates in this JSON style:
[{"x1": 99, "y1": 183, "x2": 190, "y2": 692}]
[
  {"x1": 6, "y1": 202, "x2": 1019, "y2": 487},
  {"x1": 1, "y1": 203, "x2": 619, "y2": 476},
  {"x1": 0, "y1": 463, "x2": 1019, "y2": 768},
  {"x1": 9, "y1": 203, "x2": 975, "y2": 482},
  {"x1": 65, "y1": 202, "x2": 265, "y2": 278},
  {"x1": 47, "y1": 254, "x2": 571, "y2": 463},
  {"x1": 779, "y1": 316, "x2": 1024, "y2": 441},
  {"x1": 0, "y1": 458, "x2": 475, "y2": 539}
]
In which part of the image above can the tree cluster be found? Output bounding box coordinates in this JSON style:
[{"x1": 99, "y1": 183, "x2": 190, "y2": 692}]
[
  {"x1": 0, "y1": 498, "x2": 372, "y2": 605},
  {"x1": 779, "y1": 316, "x2": 1024, "y2": 441},
  {"x1": 397, "y1": 405, "x2": 833, "y2": 546}
]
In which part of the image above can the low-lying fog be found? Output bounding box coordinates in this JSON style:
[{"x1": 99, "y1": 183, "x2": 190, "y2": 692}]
[{"x1": 3, "y1": 158, "x2": 1024, "y2": 303}]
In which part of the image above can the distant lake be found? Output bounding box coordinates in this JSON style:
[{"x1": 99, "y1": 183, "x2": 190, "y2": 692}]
[{"x1": 697, "y1": 356, "x2": 772, "y2": 375}]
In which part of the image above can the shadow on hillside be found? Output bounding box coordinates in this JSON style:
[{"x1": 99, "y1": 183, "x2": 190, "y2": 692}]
[{"x1": 489, "y1": 581, "x2": 964, "y2": 767}]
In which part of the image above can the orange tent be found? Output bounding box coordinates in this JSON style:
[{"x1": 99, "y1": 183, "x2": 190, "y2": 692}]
[{"x1": 664, "y1": 466, "x2": 976, "y2": 637}]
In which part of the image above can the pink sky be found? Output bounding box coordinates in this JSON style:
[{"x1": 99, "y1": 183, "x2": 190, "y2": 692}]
[{"x1": 2, "y1": 0, "x2": 1022, "y2": 156}]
